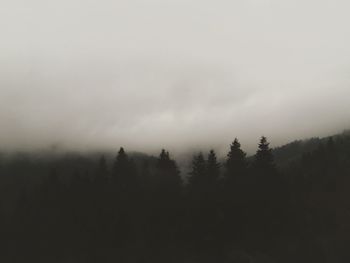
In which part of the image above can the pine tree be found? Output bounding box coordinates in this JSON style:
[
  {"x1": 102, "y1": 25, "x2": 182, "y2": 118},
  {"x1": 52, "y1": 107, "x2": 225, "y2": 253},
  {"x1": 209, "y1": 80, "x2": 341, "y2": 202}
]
[
  {"x1": 113, "y1": 147, "x2": 134, "y2": 189},
  {"x1": 188, "y1": 152, "x2": 207, "y2": 188},
  {"x1": 96, "y1": 155, "x2": 108, "y2": 182},
  {"x1": 207, "y1": 150, "x2": 220, "y2": 182},
  {"x1": 113, "y1": 148, "x2": 128, "y2": 172},
  {"x1": 225, "y1": 138, "x2": 247, "y2": 178},
  {"x1": 156, "y1": 149, "x2": 182, "y2": 189},
  {"x1": 254, "y1": 136, "x2": 275, "y2": 174},
  {"x1": 157, "y1": 149, "x2": 171, "y2": 170}
]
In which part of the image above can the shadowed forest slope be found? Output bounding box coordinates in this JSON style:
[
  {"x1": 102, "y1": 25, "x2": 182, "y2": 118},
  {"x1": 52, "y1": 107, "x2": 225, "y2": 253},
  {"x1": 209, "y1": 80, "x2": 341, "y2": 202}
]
[{"x1": 0, "y1": 132, "x2": 349, "y2": 263}]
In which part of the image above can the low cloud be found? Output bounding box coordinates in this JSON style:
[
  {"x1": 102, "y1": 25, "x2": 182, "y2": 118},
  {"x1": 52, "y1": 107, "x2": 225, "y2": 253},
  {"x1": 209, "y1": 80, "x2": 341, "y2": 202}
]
[{"x1": 0, "y1": 0, "x2": 349, "y2": 155}]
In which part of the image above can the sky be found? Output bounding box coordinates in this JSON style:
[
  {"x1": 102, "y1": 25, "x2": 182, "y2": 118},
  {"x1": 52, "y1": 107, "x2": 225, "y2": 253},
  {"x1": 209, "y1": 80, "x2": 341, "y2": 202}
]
[{"x1": 1, "y1": 0, "x2": 350, "y2": 155}]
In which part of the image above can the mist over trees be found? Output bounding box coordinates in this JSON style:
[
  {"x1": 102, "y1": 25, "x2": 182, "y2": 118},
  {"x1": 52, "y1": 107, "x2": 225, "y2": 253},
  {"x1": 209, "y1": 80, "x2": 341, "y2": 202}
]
[{"x1": 0, "y1": 133, "x2": 349, "y2": 263}]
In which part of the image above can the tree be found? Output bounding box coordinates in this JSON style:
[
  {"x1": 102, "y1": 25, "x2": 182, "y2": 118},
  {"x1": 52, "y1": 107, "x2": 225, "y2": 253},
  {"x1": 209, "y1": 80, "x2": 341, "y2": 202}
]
[
  {"x1": 113, "y1": 147, "x2": 136, "y2": 190},
  {"x1": 152, "y1": 150, "x2": 183, "y2": 244},
  {"x1": 207, "y1": 150, "x2": 220, "y2": 183},
  {"x1": 221, "y1": 140, "x2": 248, "y2": 241},
  {"x1": 188, "y1": 150, "x2": 220, "y2": 193},
  {"x1": 252, "y1": 137, "x2": 286, "y2": 239},
  {"x1": 156, "y1": 149, "x2": 182, "y2": 188},
  {"x1": 188, "y1": 152, "x2": 207, "y2": 188},
  {"x1": 254, "y1": 136, "x2": 275, "y2": 174},
  {"x1": 187, "y1": 151, "x2": 221, "y2": 247},
  {"x1": 113, "y1": 148, "x2": 129, "y2": 174},
  {"x1": 225, "y1": 138, "x2": 247, "y2": 179},
  {"x1": 95, "y1": 155, "x2": 108, "y2": 182}
]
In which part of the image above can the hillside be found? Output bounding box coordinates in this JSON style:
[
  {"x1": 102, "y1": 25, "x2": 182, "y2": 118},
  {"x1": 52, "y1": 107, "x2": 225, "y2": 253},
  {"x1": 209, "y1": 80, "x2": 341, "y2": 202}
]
[{"x1": 272, "y1": 129, "x2": 350, "y2": 168}]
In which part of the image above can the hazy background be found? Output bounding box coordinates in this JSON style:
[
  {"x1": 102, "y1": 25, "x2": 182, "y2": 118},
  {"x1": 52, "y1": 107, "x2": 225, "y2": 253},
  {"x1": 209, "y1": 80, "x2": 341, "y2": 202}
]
[{"x1": 1, "y1": 0, "x2": 350, "y2": 155}]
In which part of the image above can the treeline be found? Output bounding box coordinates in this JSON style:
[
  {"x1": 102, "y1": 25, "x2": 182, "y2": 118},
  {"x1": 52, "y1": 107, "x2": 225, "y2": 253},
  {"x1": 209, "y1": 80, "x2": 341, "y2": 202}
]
[{"x1": 0, "y1": 135, "x2": 349, "y2": 263}]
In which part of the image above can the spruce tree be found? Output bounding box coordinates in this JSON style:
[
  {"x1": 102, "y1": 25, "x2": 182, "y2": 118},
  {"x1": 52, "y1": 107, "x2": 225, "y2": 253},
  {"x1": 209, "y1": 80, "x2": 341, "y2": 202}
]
[
  {"x1": 156, "y1": 149, "x2": 182, "y2": 189},
  {"x1": 113, "y1": 148, "x2": 128, "y2": 172},
  {"x1": 225, "y1": 138, "x2": 247, "y2": 178},
  {"x1": 254, "y1": 136, "x2": 275, "y2": 173},
  {"x1": 96, "y1": 155, "x2": 108, "y2": 182},
  {"x1": 113, "y1": 147, "x2": 133, "y2": 189},
  {"x1": 207, "y1": 150, "x2": 220, "y2": 182},
  {"x1": 188, "y1": 152, "x2": 207, "y2": 188}
]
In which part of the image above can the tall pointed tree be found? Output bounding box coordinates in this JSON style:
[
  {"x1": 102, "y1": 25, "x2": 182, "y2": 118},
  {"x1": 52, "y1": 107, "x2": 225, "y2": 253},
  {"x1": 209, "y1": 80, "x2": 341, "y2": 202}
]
[
  {"x1": 113, "y1": 147, "x2": 136, "y2": 189},
  {"x1": 188, "y1": 152, "x2": 207, "y2": 188},
  {"x1": 156, "y1": 149, "x2": 182, "y2": 189},
  {"x1": 96, "y1": 155, "x2": 108, "y2": 182},
  {"x1": 254, "y1": 136, "x2": 275, "y2": 174},
  {"x1": 225, "y1": 138, "x2": 247, "y2": 179},
  {"x1": 207, "y1": 150, "x2": 220, "y2": 182},
  {"x1": 157, "y1": 149, "x2": 171, "y2": 170},
  {"x1": 113, "y1": 147, "x2": 128, "y2": 173}
]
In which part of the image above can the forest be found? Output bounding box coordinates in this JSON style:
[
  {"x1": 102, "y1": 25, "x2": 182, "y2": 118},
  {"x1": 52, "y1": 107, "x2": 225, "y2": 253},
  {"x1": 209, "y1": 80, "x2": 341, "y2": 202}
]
[{"x1": 0, "y1": 132, "x2": 349, "y2": 263}]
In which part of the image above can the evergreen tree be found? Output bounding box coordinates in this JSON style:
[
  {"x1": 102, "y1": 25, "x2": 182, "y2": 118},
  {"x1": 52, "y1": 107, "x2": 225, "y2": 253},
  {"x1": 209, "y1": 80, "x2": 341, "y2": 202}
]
[
  {"x1": 158, "y1": 149, "x2": 170, "y2": 168},
  {"x1": 207, "y1": 150, "x2": 220, "y2": 182},
  {"x1": 96, "y1": 155, "x2": 108, "y2": 182},
  {"x1": 225, "y1": 138, "x2": 247, "y2": 178},
  {"x1": 113, "y1": 148, "x2": 129, "y2": 174},
  {"x1": 188, "y1": 152, "x2": 207, "y2": 188},
  {"x1": 254, "y1": 136, "x2": 275, "y2": 173},
  {"x1": 221, "y1": 140, "x2": 248, "y2": 242},
  {"x1": 113, "y1": 147, "x2": 135, "y2": 189},
  {"x1": 154, "y1": 149, "x2": 182, "y2": 194}
]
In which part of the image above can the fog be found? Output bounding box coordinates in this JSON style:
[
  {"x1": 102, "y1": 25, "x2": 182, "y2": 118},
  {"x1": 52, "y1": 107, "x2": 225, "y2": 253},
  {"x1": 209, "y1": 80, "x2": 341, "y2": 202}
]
[{"x1": 1, "y1": 0, "x2": 350, "y2": 155}]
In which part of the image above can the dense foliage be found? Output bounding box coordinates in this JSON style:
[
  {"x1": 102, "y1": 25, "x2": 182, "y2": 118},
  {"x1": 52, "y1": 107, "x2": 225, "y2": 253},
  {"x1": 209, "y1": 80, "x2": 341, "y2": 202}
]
[{"x1": 0, "y1": 133, "x2": 349, "y2": 263}]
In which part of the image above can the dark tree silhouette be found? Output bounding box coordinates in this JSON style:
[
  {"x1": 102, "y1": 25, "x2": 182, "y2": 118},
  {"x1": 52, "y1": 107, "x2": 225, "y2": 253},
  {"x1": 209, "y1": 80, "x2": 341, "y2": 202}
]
[
  {"x1": 156, "y1": 149, "x2": 182, "y2": 189},
  {"x1": 113, "y1": 147, "x2": 137, "y2": 190},
  {"x1": 254, "y1": 136, "x2": 275, "y2": 174},
  {"x1": 0, "y1": 133, "x2": 348, "y2": 262},
  {"x1": 95, "y1": 155, "x2": 108, "y2": 182},
  {"x1": 207, "y1": 150, "x2": 220, "y2": 183},
  {"x1": 113, "y1": 147, "x2": 129, "y2": 175},
  {"x1": 188, "y1": 152, "x2": 207, "y2": 189},
  {"x1": 225, "y1": 138, "x2": 247, "y2": 179}
]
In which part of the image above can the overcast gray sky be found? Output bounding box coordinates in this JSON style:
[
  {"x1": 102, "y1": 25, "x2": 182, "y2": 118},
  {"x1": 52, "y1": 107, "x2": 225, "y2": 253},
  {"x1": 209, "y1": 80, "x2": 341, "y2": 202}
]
[{"x1": 1, "y1": 0, "x2": 350, "y2": 155}]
